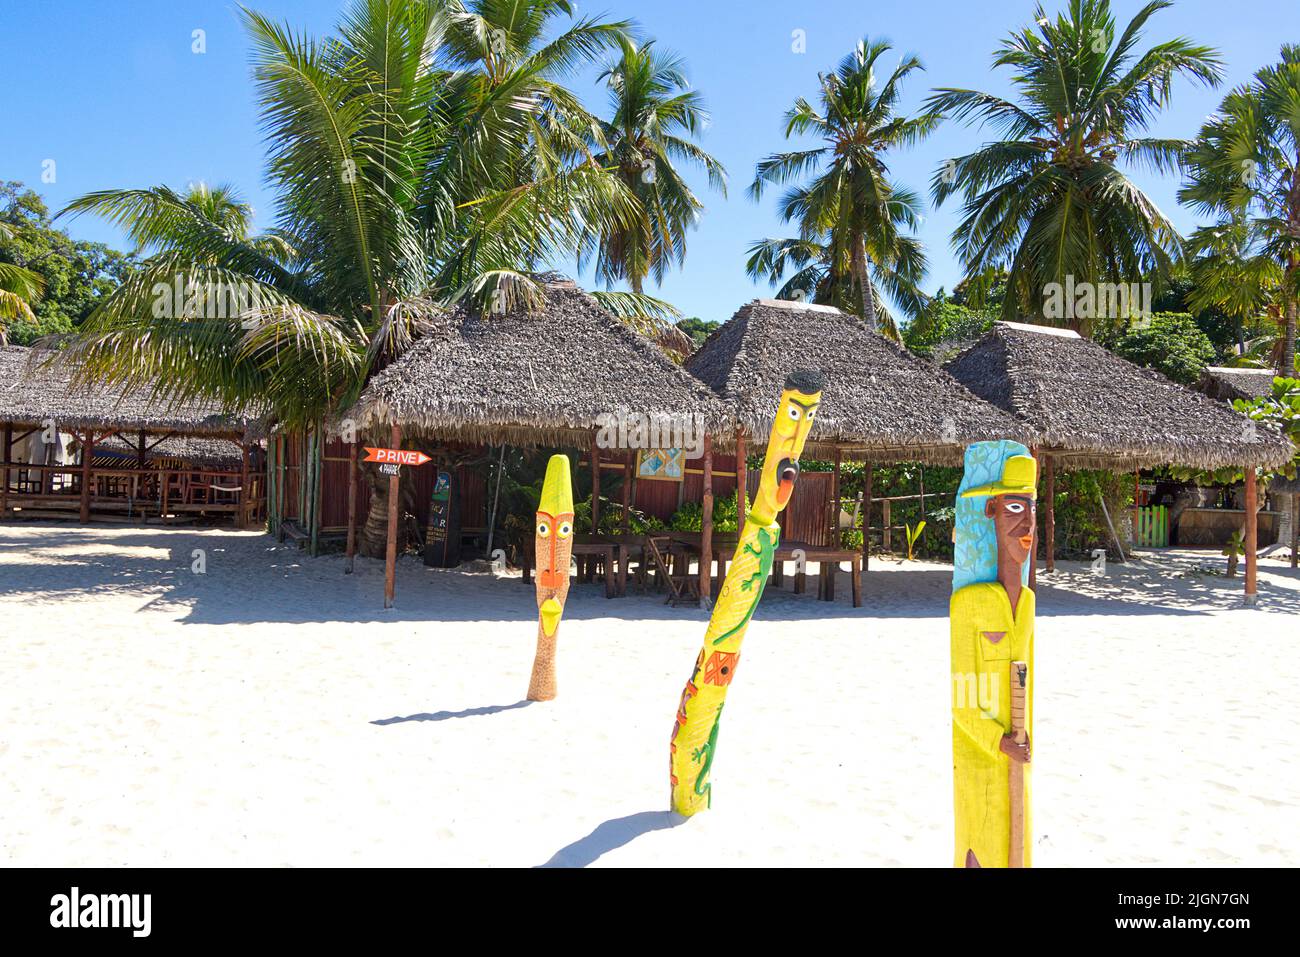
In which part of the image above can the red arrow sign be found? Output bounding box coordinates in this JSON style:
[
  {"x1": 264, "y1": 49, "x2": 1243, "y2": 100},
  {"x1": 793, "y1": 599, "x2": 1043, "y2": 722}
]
[{"x1": 363, "y1": 447, "x2": 432, "y2": 466}]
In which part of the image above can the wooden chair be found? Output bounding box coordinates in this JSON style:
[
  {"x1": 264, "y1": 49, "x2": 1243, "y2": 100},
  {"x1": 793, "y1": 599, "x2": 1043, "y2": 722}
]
[{"x1": 646, "y1": 535, "x2": 699, "y2": 606}]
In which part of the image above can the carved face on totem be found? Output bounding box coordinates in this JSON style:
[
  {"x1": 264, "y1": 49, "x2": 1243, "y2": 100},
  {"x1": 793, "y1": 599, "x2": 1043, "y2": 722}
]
[
  {"x1": 750, "y1": 370, "x2": 826, "y2": 526},
  {"x1": 535, "y1": 454, "x2": 574, "y2": 636},
  {"x1": 985, "y1": 493, "x2": 1037, "y2": 568}
]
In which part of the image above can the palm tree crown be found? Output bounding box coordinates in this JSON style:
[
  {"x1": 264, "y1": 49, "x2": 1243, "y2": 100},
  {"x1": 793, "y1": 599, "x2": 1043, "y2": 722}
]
[
  {"x1": 928, "y1": 0, "x2": 1222, "y2": 334},
  {"x1": 749, "y1": 38, "x2": 937, "y2": 334}
]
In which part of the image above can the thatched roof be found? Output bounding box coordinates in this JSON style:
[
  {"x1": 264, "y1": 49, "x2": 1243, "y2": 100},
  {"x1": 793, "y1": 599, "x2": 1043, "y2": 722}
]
[
  {"x1": 346, "y1": 282, "x2": 731, "y2": 448},
  {"x1": 945, "y1": 323, "x2": 1294, "y2": 470},
  {"x1": 684, "y1": 299, "x2": 1033, "y2": 463},
  {"x1": 1197, "y1": 366, "x2": 1278, "y2": 404},
  {"x1": 0, "y1": 345, "x2": 252, "y2": 438},
  {"x1": 96, "y1": 433, "x2": 245, "y2": 467}
]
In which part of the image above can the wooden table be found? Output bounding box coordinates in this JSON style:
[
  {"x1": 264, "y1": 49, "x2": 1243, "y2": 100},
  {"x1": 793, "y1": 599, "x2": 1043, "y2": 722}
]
[
  {"x1": 520, "y1": 534, "x2": 647, "y2": 598},
  {"x1": 672, "y1": 531, "x2": 862, "y2": 608}
]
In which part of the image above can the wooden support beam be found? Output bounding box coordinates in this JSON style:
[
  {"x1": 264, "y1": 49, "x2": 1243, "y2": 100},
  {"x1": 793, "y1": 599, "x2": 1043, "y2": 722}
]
[
  {"x1": 881, "y1": 499, "x2": 891, "y2": 553},
  {"x1": 1044, "y1": 455, "x2": 1056, "y2": 573},
  {"x1": 79, "y1": 430, "x2": 94, "y2": 523},
  {"x1": 699, "y1": 435, "x2": 713, "y2": 608},
  {"x1": 735, "y1": 429, "x2": 747, "y2": 527},
  {"x1": 345, "y1": 439, "x2": 358, "y2": 574},
  {"x1": 384, "y1": 423, "x2": 401, "y2": 609},
  {"x1": 1244, "y1": 467, "x2": 1258, "y2": 602},
  {"x1": 621, "y1": 455, "x2": 631, "y2": 533},
  {"x1": 590, "y1": 433, "x2": 600, "y2": 532},
  {"x1": 1, "y1": 421, "x2": 10, "y2": 517},
  {"x1": 240, "y1": 444, "x2": 251, "y2": 529},
  {"x1": 862, "y1": 464, "x2": 872, "y2": 571},
  {"x1": 137, "y1": 429, "x2": 147, "y2": 469},
  {"x1": 830, "y1": 448, "x2": 841, "y2": 547},
  {"x1": 1291, "y1": 494, "x2": 1298, "y2": 570}
]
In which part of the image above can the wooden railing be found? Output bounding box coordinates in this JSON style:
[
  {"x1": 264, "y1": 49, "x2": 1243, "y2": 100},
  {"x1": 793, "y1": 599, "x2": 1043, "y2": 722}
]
[{"x1": 1, "y1": 462, "x2": 264, "y2": 526}]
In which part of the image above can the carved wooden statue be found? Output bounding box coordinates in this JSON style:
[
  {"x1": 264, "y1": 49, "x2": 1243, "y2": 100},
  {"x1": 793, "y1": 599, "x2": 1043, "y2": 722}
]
[
  {"x1": 528, "y1": 454, "x2": 574, "y2": 701},
  {"x1": 951, "y1": 446, "x2": 1037, "y2": 867},
  {"x1": 669, "y1": 370, "x2": 825, "y2": 816}
]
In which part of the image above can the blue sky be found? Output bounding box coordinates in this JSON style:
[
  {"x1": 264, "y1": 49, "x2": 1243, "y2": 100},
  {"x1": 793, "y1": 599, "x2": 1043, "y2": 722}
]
[{"x1": 2, "y1": 0, "x2": 1296, "y2": 323}]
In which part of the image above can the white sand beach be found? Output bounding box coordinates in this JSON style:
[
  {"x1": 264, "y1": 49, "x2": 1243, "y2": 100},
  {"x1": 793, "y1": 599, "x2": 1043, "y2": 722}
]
[{"x1": 1, "y1": 523, "x2": 1296, "y2": 867}]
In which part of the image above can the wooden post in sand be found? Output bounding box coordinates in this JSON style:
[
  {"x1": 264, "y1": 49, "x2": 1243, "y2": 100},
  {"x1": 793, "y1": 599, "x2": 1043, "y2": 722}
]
[
  {"x1": 1008, "y1": 660, "x2": 1028, "y2": 868},
  {"x1": 345, "y1": 439, "x2": 358, "y2": 574},
  {"x1": 1244, "y1": 467, "x2": 1258, "y2": 602},
  {"x1": 79, "y1": 430, "x2": 95, "y2": 524},
  {"x1": 384, "y1": 423, "x2": 402, "y2": 609},
  {"x1": 1, "y1": 422, "x2": 10, "y2": 517},
  {"x1": 589, "y1": 433, "x2": 600, "y2": 532},
  {"x1": 862, "y1": 464, "x2": 872, "y2": 571},
  {"x1": 1043, "y1": 454, "x2": 1056, "y2": 573},
  {"x1": 699, "y1": 435, "x2": 713, "y2": 607}
]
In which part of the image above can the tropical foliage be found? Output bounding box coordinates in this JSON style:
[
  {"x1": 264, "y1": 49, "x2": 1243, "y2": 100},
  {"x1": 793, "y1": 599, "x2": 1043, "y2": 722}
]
[
  {"x1": 1106, "y1": 311, "x2": 1216, "y2": 385},
  {"x1": 748, "y1": 38, "x2": 937, "y2": 336},
  {"x1": 1, "y1": 182, "x2": 130, "y2": 344},
  {"x1": 580, "y1": 35, "x2": 726, "y2": 294},
  {"x1": 1180, "y1": 44, "x2": 1300, "y2": 375},
  {"x1": 928, "y1": 0, "x2": 1223, "y2": 332},
  {"x1": 61, "y1": 0, "x2": 648, "y2": 431}
]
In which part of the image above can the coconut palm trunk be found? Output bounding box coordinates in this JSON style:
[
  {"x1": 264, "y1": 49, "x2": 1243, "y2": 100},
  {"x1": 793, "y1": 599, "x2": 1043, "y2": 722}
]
[{"x1": 852, "y1": 233, "x2": 877, "y2": 331}]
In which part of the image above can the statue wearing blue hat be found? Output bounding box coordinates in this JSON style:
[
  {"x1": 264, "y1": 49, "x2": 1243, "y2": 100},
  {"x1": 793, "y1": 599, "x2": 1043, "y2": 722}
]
[{"x1": 951, "y1": 448, "x2": 1037, "y2": 868}]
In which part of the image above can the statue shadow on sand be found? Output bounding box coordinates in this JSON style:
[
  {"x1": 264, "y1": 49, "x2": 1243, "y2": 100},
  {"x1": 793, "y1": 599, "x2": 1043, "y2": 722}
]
[
  {"x1": 370, "y1": 700, "x2": 533, "y2": 725},
  {"x1": 539, "y1": 811, "x2": 688, "y2": 868}
]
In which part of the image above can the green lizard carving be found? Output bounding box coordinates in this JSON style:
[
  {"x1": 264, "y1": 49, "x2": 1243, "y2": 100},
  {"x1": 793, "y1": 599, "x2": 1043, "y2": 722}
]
[
  {"x1": 711, "y1": 525, "x2": 778, "y2": 646},
  {"x1": 692, "y1": 704, "x2": 724, "y2": 806}
]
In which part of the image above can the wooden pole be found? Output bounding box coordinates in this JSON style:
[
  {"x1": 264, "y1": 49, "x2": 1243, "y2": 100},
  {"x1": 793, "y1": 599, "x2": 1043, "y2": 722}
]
[
  {"x1": 621, "y1": 455, "x2": 632, "y2": 533},
  {"x1": 590, "y1": 432, "x2": 601, "y2": 533},
  {"x1": 1244, "y1": 467, "x2": 1258, "y2": 602},
  {"x1": 79, "y1": 430, "x2": 94, "y2": 523},
  {"x1": 240, "y1": 444, "x2": 251, "y2": 529},
  {"x1": 1044, "y1": 454, "x2": 1055, "y2": 573},
  {"x1": 384, "y1": 423, "x2": 401, "y2": 609},
  {"x1": 862, "y1": 464, "x2": 872, "y2": 571},
  {"x1": 699, "y1": 435, "x2": 713, "y2": 608},
  {"x1": 1, "y1": 421, "x2": 10, "y2": 518},
  {"x1": 345, "y1": 439, "x2": 359, "y2": 574},
  {"x1": 735, "y1": 429, "x2": 747, "y2": 527},
  {"x1": 1290, "y1": 494, "x2": 1298, "y2": 570},
  {"x1": 136, "y1": 429, "x2": 147, "y2": 469},
  {"x1": 830, "y1": 447, "x2": 842, "y2": 548},
  {"x1": 1008, "y1": 660, "x2": 1029, "y2": 868}
]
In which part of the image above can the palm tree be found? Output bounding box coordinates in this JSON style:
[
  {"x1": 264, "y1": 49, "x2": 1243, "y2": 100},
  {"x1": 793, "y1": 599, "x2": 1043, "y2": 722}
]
[
  {"x1": 749, "y1": 38, "x2": 938, "y2": 332},
  {"x1": 1184, "y1": 217, "x2": 1286, "y2": 363},
  {"x1": 1181, "y1": 45, "x2": 1300, "y2": 376},
  {"x1": 928, "y1": 0, "x2": 1222, "y2": 333},
  {"x1": 580, "y1": 35, "x2": 726, "y2": 295},
  {"x1": 0, "y1": 224, "x2": 46, "y2": 341},
  {"x1": 60, "y1": 0, "x2": 642, "y2": 554}
]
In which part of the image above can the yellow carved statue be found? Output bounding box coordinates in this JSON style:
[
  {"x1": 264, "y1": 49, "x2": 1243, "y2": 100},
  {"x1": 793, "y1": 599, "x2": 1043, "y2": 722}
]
[
  {"x1": 528, "y1": 454, "x2": 574, "y2": 701},
  {"x1": 669, "y1": 370, "x2": 825, "y2": 816},
  {"x1": 951, "y1": 452, "x2": 1037, "y2": 867}
]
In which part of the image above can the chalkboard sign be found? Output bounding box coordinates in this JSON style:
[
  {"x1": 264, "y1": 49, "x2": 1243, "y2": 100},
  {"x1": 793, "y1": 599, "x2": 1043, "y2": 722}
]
[{"x1": 423, "y1": 468, "x2": 461, "y2": 567}]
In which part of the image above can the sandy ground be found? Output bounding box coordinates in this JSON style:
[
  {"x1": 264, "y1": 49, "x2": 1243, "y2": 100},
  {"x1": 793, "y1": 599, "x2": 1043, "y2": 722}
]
[{"x1": 0, "y1": 522, "x2": 1297, "y2": 867}]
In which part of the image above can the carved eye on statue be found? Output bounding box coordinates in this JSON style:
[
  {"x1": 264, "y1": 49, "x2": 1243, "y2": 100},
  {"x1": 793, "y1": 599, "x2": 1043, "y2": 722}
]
[
  {"x1": 1005, "y1": 502, "x2": 1025, "y2": 514},
  {"x1": 557, "y1": 521, "x2": 573, "y2": 539},
  {"x1": 807, "y1": 408, "x2": 817, "y2": 421},
  {"x1": 537, "y1": 521, "x2": 551, "y2": 538},
  {"x1": 786, "y1": 405, "x2": 802, "y2": 421}
]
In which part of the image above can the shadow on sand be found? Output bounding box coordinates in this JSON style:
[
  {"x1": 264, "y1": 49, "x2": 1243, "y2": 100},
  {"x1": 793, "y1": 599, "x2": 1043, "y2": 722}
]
[
  {"x1": 538, "y1": 810, "x2": 688, "y2": 868},
  {"x1": 371, "y1": 700, "x2": 533, "y2": 725}
]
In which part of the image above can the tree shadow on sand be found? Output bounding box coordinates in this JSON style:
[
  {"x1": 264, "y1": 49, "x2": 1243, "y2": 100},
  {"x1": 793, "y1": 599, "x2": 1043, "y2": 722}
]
[
  {"x1": 538, "y1": 810, "x2": 688, "y2": 868},
  {"x1": 370, "y1": 700, "x2": 533, "y2": 725}
]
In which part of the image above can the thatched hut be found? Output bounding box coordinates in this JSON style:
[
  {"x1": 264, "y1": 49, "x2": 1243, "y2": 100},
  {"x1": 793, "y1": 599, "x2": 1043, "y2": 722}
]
[
  {"x1": 685, "y1": 299, "x2": 1035, "y2": 579},
  {"x1": 329, "y1": 280, "x2": 733, "y2": 605},
  {"x1": 945, "y1": 322, "x2": 1294, "y2": 597},
  {"x1": 0, "y1": 345, "x2": 261, "y2": 525},
  {"x1": 1198, "y1": 366, "x2": 1279, "y2": 404}
]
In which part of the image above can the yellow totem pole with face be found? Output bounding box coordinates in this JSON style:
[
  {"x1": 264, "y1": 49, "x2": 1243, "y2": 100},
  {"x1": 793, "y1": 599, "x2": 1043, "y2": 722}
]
[
  {"x1": 528, "y1": 454, "x2": 574, "y2": 701},
  {"x1": 669, "y1": 370, "x2": 825, "y2": 816},
  {"x1": 951, "y1": 452, "x2": 1037, "y2": 867}
]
